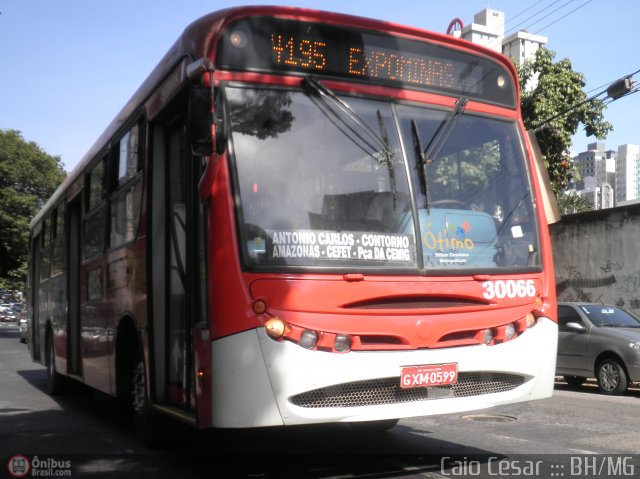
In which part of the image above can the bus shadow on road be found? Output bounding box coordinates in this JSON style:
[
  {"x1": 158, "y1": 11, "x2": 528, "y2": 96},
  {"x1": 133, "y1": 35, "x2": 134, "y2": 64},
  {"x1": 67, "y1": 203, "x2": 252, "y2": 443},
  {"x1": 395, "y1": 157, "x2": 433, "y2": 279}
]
[{"x1": 9, "y1": 368, "x2": 506, "y2": 477}]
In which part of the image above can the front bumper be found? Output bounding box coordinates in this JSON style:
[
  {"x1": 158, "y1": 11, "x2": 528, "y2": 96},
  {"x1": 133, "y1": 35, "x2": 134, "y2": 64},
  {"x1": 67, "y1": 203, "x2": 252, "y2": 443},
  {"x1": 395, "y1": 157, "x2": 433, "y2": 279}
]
[{"x1": 211, "y1": 317, "x2": 557, "y2": 428}]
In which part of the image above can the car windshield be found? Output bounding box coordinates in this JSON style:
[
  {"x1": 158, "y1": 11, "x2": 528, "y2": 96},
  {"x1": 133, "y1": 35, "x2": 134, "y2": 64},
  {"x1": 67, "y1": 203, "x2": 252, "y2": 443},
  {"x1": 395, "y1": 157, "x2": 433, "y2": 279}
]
[
  {"x1": 227, "y1": 85, "x2": 540, "y2": 272},
  {"x1": 579, "y1": 305, "x2": 640, "y2": 327}
]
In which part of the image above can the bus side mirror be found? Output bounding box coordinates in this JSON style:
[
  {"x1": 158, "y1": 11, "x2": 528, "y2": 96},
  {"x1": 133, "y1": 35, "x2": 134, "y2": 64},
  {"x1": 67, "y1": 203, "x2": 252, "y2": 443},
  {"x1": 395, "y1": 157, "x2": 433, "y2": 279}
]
[
  {"x1": 213, "y1": 88, "x2": 227, "y2": 156},
  {"x1": 526, "y1": 130, "x2": 561, "y2": 224},
  {"x1": 188, "y1": 86, "x2": 213, "y2": 156}
]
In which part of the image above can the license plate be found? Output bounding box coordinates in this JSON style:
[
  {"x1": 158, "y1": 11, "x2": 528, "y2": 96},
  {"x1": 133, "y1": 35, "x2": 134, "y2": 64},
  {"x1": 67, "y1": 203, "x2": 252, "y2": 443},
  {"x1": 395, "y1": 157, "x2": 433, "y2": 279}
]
[{"x1": 400, "y1": 363, "x2": 458, "y2": 389}]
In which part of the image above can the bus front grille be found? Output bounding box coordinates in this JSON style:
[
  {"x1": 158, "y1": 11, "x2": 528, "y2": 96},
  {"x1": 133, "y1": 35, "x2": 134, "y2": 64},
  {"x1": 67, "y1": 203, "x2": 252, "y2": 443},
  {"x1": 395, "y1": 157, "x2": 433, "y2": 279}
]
[
  {"x1": 289, "y1": 372, "x2": 526, "y2": 408},
  {"x1": 343, "y1": 297, "x2": 486, "y2": 310}
]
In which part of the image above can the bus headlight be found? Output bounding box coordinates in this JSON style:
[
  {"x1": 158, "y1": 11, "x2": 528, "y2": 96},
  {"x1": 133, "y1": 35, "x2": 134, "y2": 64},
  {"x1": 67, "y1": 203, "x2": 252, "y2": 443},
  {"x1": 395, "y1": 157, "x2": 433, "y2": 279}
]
[
  {"x1": 525, "y1": 313, "x2": 536, "y2": 328},
  {"x1": 299, "y1": 330, "x2": 319, "y2": 349},
  {"x1": 334, "y1": 334, "x2": 351, "y2": 352},
  {"x1": 505, "y1": 323, "x2": 516, "y2": 339},
  {"x1": 482, "y1": 329, "x2": 494, "y2": 344}
]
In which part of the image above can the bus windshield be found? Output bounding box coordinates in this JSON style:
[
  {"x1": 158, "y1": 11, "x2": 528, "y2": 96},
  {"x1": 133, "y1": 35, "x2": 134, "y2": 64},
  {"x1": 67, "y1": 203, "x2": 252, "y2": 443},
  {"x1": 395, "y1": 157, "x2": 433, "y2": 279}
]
[{"x1": 227, "y1": 85, "x2": 540, "y2": 272}]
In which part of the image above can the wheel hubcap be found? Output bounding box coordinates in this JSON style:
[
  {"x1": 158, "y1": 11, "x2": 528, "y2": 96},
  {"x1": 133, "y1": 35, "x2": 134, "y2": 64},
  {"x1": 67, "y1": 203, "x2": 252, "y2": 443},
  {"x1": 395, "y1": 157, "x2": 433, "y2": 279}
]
[{"x1": 600, "y1": 363, "x2": 619, "y2": 391}]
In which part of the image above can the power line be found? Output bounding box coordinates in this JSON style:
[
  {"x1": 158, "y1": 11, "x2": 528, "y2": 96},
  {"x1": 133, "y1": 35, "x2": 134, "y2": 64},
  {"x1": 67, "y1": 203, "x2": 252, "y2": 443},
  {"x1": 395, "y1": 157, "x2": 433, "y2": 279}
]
[
  {"x1": 502, "y1": 0, "x2": 566, "y2": 38},
  {"x1": 481, "y1": 0, "x2": 555, "y2": 37},
  {"x1": 586, "y1": 68, "x2": 640, "y2": 95},
  {"x1": 504, "y1": 1, "x2": 546, "y2": 27},
  {"x1": 534, "y1": 71, "x2": 638, "y2": 128},
  {"x1": 518, "y1": 0, "x2": 578, "y2": 31},
  {"x1": 533, "y1": 0, "x2": 594, "y2": 35},
  {"x1": 485, "y1": 0, "x2": 567, "y2": 49}
]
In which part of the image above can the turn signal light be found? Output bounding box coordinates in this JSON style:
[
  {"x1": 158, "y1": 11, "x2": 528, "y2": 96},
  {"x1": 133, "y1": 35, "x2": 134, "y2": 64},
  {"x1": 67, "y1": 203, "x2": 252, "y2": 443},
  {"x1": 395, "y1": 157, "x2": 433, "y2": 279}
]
[
  {"x1": 253, "y1": 300, "x2": 267, "y2": 314},
  {"x1": 264, "y1": 317, "x2": 286, "y2": 339}
]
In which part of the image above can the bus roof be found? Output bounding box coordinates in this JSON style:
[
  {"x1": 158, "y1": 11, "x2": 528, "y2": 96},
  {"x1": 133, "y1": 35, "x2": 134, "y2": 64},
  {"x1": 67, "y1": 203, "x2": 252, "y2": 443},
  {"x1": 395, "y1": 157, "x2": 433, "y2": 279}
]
[{"x1": 31, "y1": 5, "x2": 518, "y2": 229}]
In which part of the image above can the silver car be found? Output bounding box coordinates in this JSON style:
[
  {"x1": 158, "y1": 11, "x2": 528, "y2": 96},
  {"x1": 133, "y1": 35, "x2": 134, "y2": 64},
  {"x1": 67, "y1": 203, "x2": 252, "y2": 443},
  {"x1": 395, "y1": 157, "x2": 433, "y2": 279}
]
[{"x1": 557, "y1": 302, "x2": 640, "y2": 395}]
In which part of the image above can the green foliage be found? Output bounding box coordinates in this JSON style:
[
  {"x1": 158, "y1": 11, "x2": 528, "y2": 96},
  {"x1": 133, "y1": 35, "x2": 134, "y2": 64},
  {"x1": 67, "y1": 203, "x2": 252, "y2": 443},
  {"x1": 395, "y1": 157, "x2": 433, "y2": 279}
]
[
  {"x1": 0, "y1": 130, "x2": 66, "y2": 289},
  {"x1": 556, "y1": 191, "x2": 594, "y2": 215},
  {"x1": 516, "y1": 48, "x2": 612, "y2": 193}
]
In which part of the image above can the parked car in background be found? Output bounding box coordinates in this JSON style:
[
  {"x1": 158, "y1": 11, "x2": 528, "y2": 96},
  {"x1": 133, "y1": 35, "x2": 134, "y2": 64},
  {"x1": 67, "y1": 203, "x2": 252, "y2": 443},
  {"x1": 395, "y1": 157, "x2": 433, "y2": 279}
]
[
  {"x1": 10, "y1": 303, "x2": 24, "y2": 313},
  {"x1": 0, "y1": 305, "x2": 17, "y2": 322},
  {"x1": 557, "y1": 302, "x2": 640, "y2": 395}
]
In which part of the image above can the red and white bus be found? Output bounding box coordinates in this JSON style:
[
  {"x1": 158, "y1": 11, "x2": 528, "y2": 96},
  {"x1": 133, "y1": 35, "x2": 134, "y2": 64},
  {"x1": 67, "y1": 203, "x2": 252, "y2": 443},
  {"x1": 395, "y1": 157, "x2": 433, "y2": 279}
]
[{"x1": 28, "y1": 6, "x2": 558, "y2": 441}]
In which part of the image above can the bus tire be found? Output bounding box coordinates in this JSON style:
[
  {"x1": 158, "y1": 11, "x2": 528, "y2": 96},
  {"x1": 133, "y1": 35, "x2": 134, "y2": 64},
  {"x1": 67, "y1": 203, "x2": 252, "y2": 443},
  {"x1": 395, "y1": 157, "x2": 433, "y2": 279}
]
[
  {"x1": 131, "y1": 356, "x2": 163, "y2": 448},
  {"x1": 45, "y1": 332, "x2": 67, "y2": 396}
]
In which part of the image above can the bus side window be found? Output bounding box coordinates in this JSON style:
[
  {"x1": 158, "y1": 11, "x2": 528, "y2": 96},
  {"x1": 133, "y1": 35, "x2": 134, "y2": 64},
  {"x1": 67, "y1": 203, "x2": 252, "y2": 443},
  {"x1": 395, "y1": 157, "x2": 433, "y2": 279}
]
[
  {"x1": 84, "y1": 157, "x2": 107, "y2": 260},
  {"x1": 40, "y1": 219, "x2": 51, "y2": 280},
  {"x1": 51, "y1": 203, "x2": 65, "y2": 276},
  {"x1": 110, "y1": 122, "x2": 144, "y2": 249}
]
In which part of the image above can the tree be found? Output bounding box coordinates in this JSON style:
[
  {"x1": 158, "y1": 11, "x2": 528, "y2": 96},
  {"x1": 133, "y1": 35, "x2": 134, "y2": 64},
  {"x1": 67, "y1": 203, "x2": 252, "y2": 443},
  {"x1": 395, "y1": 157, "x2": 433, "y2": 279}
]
[
  {"x1": 0, "y1": 130, "x2": 66, "y2": 289},
  {"x1": 556, "y1": 191, "x2": 594, "y2": 215},
  {"x1": 516, "y1": 48, "x2": 612, "y2": 193}
]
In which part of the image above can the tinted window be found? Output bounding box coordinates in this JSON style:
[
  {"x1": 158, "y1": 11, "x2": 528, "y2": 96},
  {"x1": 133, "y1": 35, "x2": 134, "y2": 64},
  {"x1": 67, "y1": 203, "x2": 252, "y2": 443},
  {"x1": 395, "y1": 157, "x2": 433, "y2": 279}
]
[
  {"x1": 40, "y1": 221, "x2": 50, "y2": 280},
  {"x1": 51, "y1": 203, "x2": 65, "y2": 275},
  {"x1": 110, "y1": 181, "x2": 143, "y2": 248},
  {"x1": 87, "y1": 159, "x2": 106, "y2": 212},
  {"x1": 558, "y1": 305, "x2": 583, "y2": 330},
  {"x1": 227, "y1": 85, "x2": 539, "y2": 273},
  {"x1": 579, "y1": 305, "x2": 640, "y2": 328},
  {"x1": 84, "y1": 208, "x2": 106, "y2": 260},
  {"x1": 117, "y1": 124, "x2": 140, "y2": 186},
  {"x1": 227, "y1": 87, "x2": 414, "y2": 269}
]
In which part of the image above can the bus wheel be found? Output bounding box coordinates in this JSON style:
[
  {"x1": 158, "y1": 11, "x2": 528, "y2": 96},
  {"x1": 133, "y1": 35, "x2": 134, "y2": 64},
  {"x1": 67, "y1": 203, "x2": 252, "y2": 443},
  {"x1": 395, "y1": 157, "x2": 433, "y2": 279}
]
[
  {"x1": 349, "y1": 419, "x2": 399, "y2": 432},
  {"x1": 131, "y1": 359, "x2": 162, "y2": 447},
  {"x1": 46, "y1": 333, "x2": 67, "y2": 395},
  {"x1": 596, "y1": 358, "x2": 628, "y2": 395}
]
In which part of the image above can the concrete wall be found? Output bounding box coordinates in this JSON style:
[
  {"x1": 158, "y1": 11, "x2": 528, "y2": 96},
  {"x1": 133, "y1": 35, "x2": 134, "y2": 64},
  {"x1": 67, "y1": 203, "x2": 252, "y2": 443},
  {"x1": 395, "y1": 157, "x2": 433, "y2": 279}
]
[{"x1": 550, "y1": 204, "x2": 640, "y2": 312}]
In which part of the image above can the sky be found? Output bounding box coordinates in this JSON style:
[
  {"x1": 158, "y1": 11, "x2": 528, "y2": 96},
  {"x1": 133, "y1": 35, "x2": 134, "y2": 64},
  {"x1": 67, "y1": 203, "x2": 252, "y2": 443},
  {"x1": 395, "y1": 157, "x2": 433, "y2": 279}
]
[{"x1": 1, "y1": 0, "x2": 638, "y2": 172}]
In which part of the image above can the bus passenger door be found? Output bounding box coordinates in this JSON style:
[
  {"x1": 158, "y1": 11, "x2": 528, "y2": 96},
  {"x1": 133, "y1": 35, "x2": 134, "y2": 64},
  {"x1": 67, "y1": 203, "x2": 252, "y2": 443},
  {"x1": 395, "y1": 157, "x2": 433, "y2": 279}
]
[
  {"x1": 151, "y1": 116, "x2": 201, "y2": 411},
  {"x1": 167, "y1": 120, "x2": 191, "y2": 407}
]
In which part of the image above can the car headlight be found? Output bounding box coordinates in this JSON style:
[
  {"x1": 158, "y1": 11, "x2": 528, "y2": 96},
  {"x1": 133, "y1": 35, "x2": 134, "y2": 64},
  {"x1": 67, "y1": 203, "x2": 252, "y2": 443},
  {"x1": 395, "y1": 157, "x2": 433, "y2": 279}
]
[{"x1": 628, "y1": 341, "x2": 640, "y2": 352}]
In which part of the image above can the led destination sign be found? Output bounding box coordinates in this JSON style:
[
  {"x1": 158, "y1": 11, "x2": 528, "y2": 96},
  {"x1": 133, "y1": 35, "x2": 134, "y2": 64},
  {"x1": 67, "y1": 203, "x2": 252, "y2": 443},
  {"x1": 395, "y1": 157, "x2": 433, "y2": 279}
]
[
  {"x1": 218, "y1": 17, "x2": 515, "y2": 107},
  {"x1": 270, "y1": 32, "x2": 460, "y2": 92}
]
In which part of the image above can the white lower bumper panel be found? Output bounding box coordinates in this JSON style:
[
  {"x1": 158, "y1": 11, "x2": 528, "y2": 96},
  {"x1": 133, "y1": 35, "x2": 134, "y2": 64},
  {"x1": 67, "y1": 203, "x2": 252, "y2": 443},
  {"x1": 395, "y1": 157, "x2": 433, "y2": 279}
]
[{"x1": 211, "y1": 317, "x2": 557, "y2": 428}]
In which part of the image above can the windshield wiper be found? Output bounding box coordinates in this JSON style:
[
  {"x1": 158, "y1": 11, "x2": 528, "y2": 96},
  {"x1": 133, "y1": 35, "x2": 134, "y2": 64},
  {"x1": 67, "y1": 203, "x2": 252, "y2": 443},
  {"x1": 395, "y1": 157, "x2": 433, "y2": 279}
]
[
  {"x1": 411, "y1": 119, "x2": 430, "y2": 212},
  {"x1": 410, "y1": 97, "x2": 468, "y2": 211},
  {"x1": 376, "y1": 110, "x2": 397, "y2": 206},
  {"x1": 423, "y1": 97, "x2": 468, "y2": 161},
  {"x1": 303, "y1": 77, "x2": 397, "y2": 204}
]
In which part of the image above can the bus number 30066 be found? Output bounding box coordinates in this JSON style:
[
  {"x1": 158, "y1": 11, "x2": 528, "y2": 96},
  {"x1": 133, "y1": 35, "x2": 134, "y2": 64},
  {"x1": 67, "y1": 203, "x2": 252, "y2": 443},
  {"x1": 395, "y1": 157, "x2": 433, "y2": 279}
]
[{"x1": 482, "y1": 279, "x2": 536, "y2": 300}]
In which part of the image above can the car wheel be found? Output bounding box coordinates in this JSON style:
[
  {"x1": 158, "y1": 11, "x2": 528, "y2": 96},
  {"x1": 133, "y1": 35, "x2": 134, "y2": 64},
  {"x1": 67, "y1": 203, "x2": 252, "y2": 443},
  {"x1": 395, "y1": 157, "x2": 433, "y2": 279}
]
[
  {"x1": 563, "y1": 375, "x2": 586, "y2": 388},
  {"x1": 596, "y1": 358, "x2": 628, "y2": 395}
]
